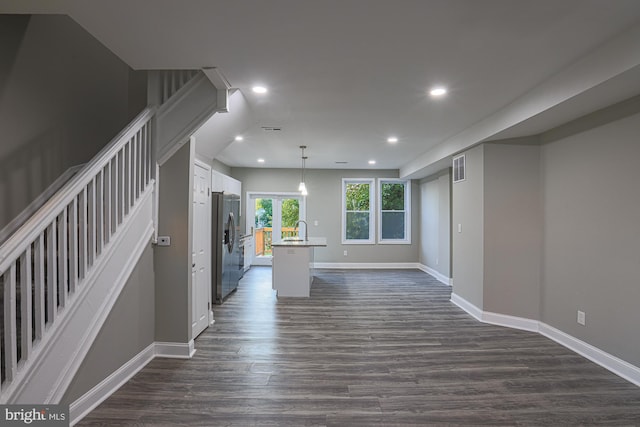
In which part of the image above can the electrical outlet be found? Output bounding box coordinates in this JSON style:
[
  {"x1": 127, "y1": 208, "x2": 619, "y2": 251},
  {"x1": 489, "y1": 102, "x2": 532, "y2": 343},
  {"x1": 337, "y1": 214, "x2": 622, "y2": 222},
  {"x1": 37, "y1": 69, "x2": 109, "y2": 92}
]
[
  {"x1": 577, "y1": 310, "x2": 586, "y2": 326},
  {"x1": 157, "y1": 236, "x2": 171, "y2": 246},
  {"x1": 314, "y1": 220, "x2": 319, "y2": 226},
  {"x1": 343, "y1": 250, "x2": 348, "y2": 256}
]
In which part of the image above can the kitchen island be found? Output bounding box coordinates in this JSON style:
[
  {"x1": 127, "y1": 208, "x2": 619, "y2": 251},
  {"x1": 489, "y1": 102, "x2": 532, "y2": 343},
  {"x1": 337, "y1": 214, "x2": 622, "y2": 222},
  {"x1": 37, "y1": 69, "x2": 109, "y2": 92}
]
[{"x1": 271, "y1": 237, "x2": 327, "y2": 297}]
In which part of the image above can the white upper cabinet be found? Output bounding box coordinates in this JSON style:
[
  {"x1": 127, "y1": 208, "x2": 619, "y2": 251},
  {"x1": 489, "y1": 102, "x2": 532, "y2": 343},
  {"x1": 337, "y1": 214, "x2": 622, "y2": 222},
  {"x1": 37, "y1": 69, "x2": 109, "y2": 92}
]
[{"x1": 212, "y1": 170, "x2": 241, "y2": 195}]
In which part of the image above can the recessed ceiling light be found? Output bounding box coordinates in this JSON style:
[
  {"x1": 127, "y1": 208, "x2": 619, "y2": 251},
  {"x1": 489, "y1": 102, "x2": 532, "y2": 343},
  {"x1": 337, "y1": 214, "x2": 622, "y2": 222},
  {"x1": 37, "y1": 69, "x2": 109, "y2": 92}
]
[
  {"x1": 234, "y1": 135, "x2": 244, "y2": 141},
  {"x1": 257, "y1": 158, "x2": 265, "y2": 163},
  {"x1": 387, "y1": 137, "x2": 398, "y2": 143},
  {"x1": 429, "y1": 86, "x2": 447, "y2": 97},
  {"x1": 252, "y1": 86, "x2": 268, "y2": 94},
  {"x1": 368, "y1": 160, "x2": 376, "y2": 165}
]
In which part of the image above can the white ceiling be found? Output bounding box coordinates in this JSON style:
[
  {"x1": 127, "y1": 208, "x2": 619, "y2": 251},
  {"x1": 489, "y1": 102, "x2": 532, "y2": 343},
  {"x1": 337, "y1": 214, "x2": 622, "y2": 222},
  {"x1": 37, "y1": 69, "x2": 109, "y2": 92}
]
[{"x1": 3, "y1": 0, "x2": 640, "y2": 177}]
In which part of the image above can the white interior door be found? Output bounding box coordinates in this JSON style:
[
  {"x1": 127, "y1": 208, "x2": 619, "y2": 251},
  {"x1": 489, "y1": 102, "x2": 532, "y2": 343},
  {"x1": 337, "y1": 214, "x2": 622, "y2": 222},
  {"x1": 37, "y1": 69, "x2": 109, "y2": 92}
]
[{"x1": 192, "y1": 162, "x2": 211, "y2": 339}]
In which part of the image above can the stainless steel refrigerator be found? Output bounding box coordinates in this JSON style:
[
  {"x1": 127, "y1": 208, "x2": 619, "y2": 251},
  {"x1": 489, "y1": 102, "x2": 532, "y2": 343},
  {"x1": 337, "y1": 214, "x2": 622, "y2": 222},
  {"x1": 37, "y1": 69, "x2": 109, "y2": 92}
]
[{"x1": 212, "y1": 191, "x2": 242, "y2": 303}]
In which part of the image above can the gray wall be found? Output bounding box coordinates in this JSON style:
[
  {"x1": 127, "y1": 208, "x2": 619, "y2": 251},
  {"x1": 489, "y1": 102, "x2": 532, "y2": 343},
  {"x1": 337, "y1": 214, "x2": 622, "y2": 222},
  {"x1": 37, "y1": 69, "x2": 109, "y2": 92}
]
[
  {"x1": 450, "y1": 101, "x2": 640, "y2": 368},
  {"x1": 155, "y1": 141, "x2": 193, "y2": 342},
  {"x1": 451, "y1": 144, "x2": 484, "y2": 307},
  {"x1": 483, "y1": 143, "x2": 542, "y2": 319},
  {"x1": 61, "y1": 244, "x2": 155, "y2": 404},
  {"x1": 211, "y1": 158, "x2": 231, "y2": 175},
  {"x1": 419, "y1": 169, "x2": 451, "y2": 278},
  {"x1": 0, "y1": 15, "x2": 145, "y2": 232},
  {"x1": 230, "y1": 168, "x2": 419, "y2": 264},
  {"x1": 541, "y1": 110, "x2": 640, "y2": 366}
]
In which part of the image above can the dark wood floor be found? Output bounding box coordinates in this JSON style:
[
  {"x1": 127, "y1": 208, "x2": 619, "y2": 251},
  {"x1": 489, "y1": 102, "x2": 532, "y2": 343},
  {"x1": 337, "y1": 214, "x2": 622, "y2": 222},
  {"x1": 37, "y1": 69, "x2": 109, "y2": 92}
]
[{"x1": 79, "y1": 267, "x2": 640, "y2": 426}]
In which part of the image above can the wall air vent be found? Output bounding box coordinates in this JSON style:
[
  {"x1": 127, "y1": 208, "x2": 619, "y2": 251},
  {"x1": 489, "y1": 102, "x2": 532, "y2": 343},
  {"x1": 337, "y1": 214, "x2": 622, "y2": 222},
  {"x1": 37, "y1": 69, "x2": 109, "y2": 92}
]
[
  {"x1": 335, "y1": 161, "x2": 348, "y2": 164},
  {"x1": 452, "y1": 154, "x2": 466, "y2": 183},
  {"x1": 261, "y1": 126, "x2": 282, "y2": 131}
]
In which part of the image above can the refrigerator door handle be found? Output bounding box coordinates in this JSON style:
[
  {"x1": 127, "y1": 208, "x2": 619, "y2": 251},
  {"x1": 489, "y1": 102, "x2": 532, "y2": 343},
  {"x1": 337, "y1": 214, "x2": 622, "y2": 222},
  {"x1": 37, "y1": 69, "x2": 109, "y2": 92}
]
[{"x1": 226, "y1": 212, "x2": 235, "y2": 253}]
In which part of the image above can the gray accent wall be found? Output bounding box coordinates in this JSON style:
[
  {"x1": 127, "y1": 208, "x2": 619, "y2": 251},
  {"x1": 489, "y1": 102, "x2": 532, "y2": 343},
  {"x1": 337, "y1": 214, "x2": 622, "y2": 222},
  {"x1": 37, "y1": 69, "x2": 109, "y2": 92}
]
[
  {"x1": 61, "y1": 244, "x2": 155, "y2": 404},
  {"x1": 0, "y1": 15, "x2": 145, "y2": 232},
  {"x1": 155, "y1": 141, "x2": 193, "y2": 342},
  {"x1": 230, "y1": 168, "x2": 419, "y2": 264},
  {"x1": 419, "y1": 169, "x2": 451, "y2": 278},
  {"x1": 541, "y1": 110, "x2": 640, "y2": 367}
]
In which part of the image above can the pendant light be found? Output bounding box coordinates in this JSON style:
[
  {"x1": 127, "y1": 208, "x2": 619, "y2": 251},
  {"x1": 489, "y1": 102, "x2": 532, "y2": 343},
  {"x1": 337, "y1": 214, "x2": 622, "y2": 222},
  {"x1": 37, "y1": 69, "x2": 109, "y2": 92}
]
[{"x1": 298, "y1": 145, "x2": 308, "y2": 196}]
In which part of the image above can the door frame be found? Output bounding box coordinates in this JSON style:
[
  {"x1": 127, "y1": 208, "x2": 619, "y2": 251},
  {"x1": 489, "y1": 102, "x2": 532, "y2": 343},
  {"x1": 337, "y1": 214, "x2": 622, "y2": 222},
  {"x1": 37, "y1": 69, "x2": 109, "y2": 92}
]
[{"x1": 246, "y1": 191, "x2": 306, "y2": 266}]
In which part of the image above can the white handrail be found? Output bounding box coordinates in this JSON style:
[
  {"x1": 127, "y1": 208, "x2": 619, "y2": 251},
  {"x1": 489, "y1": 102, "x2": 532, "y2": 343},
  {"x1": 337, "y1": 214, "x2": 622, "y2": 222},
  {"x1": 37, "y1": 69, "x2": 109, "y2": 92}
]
[
  {"x1": 0, "y1": 107, "x2": 155, "y2": 395},
  {"x1": 0, "y1": 108, "x2": 154, "y2": 271},
  {"x1": 0, "y1": 164, "x2": 84, "y2": 246}
]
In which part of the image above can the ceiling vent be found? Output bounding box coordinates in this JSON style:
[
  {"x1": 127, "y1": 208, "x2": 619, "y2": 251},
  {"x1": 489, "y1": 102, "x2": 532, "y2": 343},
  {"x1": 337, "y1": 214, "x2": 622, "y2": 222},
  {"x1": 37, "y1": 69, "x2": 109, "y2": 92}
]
[
  {"x1": 452, "y1": 154, "x2": 466, "y2": 183},
  {"x1": 261, "y1": 126, "x2": 282, "y2": 132}
]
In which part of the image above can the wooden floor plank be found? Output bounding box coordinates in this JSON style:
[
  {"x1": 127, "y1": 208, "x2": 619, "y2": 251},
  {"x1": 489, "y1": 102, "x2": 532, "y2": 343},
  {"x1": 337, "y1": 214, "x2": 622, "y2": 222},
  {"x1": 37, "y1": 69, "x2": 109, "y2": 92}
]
[{"x1": 79, "y1": 267, "x2": 640, "y2": 426}]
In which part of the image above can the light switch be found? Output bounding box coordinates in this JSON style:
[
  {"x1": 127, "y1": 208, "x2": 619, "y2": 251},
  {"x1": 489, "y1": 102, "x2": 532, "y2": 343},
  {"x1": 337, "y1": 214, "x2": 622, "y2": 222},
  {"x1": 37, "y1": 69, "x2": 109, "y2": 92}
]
[
  {"x1": 457, "y1": 224, "x2": 462, "y2": 233},
  {"x1": 314, "y1": 220, "x2": 319, "y2": 226}
]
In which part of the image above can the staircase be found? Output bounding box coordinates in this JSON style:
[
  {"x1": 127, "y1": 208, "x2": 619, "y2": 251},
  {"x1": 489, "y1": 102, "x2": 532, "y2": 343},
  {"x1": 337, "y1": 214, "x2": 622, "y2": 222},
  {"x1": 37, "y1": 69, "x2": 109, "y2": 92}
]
[{"x1": 0, "y1": 69, "x2": 228, "y2": 404}]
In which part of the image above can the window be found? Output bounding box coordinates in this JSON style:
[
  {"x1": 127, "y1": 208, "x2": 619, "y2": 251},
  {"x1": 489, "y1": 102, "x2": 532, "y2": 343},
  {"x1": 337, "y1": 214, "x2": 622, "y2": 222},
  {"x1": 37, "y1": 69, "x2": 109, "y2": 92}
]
[
  {"x1": 342, "y1": 178, "x2": 375, "y2": 244},
  {"x1": 378, "y1": 179, "x2": 411, "y2": 244}
]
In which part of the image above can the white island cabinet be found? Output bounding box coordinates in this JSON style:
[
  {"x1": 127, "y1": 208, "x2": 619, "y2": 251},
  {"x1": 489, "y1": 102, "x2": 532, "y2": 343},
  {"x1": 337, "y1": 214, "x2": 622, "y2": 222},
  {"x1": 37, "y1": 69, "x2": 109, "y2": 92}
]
[{"x1": 271, "y1": 237, "x2": 327, "y2": 297}]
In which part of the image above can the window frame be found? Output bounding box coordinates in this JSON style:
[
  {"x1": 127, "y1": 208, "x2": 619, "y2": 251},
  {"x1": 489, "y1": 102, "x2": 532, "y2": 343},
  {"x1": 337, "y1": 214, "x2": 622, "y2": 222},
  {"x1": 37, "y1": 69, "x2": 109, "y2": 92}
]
[
  {"x1": 341, "y1": 178, "x2": 376, "y2": 244},
  {"x1": 377, "y1": 179, "x2": 411, "y2": 244}
]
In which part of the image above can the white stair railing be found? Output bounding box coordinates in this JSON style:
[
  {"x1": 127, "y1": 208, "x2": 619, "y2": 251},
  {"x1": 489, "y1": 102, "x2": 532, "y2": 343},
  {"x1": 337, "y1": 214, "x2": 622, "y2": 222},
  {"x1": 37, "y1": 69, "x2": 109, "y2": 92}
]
[{"x1": 0, "y1": 108, "x2": 154, "y2": 400}]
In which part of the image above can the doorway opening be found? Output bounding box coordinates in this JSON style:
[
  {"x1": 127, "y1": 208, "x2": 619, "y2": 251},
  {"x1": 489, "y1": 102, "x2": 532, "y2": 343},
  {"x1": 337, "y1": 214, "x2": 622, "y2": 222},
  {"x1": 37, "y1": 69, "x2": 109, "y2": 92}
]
[{"x1": 246, "y1": 192, "x2": 305, "y2": 266}]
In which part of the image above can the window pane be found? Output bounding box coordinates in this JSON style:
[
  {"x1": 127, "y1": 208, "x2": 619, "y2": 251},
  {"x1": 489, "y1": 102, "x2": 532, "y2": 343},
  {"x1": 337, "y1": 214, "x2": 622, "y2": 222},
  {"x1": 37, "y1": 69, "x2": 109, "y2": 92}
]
[
  {"x1": 346, "y1": 183, "x2": 370, "y2": 211},
  {"x1": 381, "y1": 212, "x2": 405, "y2": 239},
  {"x1": 281, "y1": 198, "x2": 299, "y2": 228},
  {"x1": 281, "y1": 198, "x2": 300, "y2": 240},
  {"x1": 346, "y1": 212, "x2": 370, "y2": 240},
  {"x1": 381, "y1": 183, "x2": 405, "y2": 210},
  {"x1": 255, "y1": 198, "x2": 272, "y2": 228}
]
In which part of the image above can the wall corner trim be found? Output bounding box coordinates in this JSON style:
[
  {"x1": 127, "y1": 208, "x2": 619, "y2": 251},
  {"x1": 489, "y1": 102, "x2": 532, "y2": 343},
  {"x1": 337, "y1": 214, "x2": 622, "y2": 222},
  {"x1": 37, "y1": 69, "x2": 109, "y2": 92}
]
[
  {"x1": 450, "y1": 292, "x2": 640, "y2": 388},
  {"x1": 69, "y1": 340, "x2": 196, "y2": 426},
  {"x1": 418, "y1": 264, "x2": 452, "y2": 286},
  {"x1": 155, "y1": 340, "x2": 196, "y2": 359}
]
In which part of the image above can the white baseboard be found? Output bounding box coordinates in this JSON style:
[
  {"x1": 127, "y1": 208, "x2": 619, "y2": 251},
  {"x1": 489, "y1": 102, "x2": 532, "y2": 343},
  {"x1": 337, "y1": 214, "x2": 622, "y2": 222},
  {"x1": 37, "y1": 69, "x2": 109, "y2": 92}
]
[
  {"x1": 450, "y1": 292, "x2": 640, "y2": 387},
  {"x1": 539, "y1": 323, "x2": 640, "y2": 387},
  {"x1": 418, "y1": 264, "x2": 452, "y2": 286},
  {"x1": 69, "y1": 343, "x2": 155, "y2": 426},
  {"x1": 70, "y1": 340, "x2": 196, "y2": 426},
  {"x1": 155, "y1": 340, "x2": 196, "y2": 359},
  {"x1": 450, "y1": 292, "x2": 483, "y2": 321},
  {"x1": 481, "y1": 310, "x2": 540, "y2": 333},
  {"x1": 314, "y1": 262, "x2": 420, "y2": 269}
]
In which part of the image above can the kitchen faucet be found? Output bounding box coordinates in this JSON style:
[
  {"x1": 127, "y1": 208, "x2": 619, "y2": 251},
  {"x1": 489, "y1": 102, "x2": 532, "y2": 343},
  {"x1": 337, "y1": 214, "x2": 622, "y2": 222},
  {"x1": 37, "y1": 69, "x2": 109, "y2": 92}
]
[{"x1": 294, "y1": 220, "x2": 308, "y2": 241}]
